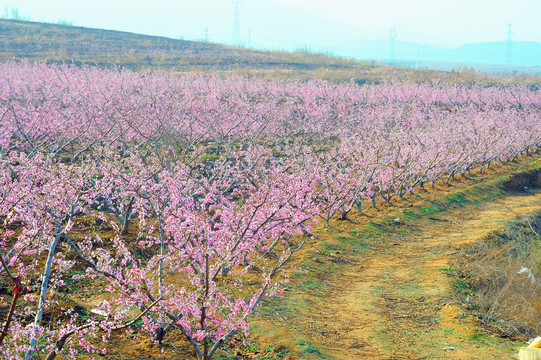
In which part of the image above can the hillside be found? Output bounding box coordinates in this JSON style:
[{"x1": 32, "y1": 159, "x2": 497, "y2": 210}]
[
  {"x1": 0, "y1": 19, "x2": 363, "y2": 72},
  {"x1": 1, "y1": 19, "x2": 541, "y2": 85}
]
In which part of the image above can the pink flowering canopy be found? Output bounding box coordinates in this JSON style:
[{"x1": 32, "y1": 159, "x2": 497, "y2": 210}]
[{"x1": 0, "y1": 61, "x2": 540, "y2": 359}]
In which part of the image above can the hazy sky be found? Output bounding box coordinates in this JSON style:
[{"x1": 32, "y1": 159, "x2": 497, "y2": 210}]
[
  {"x1": 278, "y1": 0, "x2": 541, "y2": 41},
  {"x1": 3, "y1": 0, "x2": 540, "y2": 50}
]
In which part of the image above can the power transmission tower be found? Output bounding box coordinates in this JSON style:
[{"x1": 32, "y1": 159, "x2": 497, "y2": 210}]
[
  {"x1": 232, "y1": 0, "x2": 241, "y2": 46},
  {"x1": 389, "y1": 27, "x2": 397, "y2": 65},
  {"x1": 507, "y1": 23, "x2": 512, "y2": 66},
  {"x1": 248, "y1": 28, "x2": 251, "y2": 48},
  {"x1": 204, "y1": 27, "x2": 209, "y2": 42}
]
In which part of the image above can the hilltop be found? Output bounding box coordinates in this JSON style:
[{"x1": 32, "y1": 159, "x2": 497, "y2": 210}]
[{"x1": 0, "y1": 18, "x2": 362, "y2": 72}]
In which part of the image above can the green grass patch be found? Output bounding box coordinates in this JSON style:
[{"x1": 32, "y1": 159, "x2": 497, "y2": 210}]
[
  {"x1": 363, "y1": 223, "x2": 384, "y2": 235},
  {"x1": 418, "y1": 206, "x2": 440, "y2": 215},
  {"x1": 447, "y1": 192, "x2": 466, "y2": 206},
  {"x1": 297, "y1": 340, "x2": 324, "y2": 357}
]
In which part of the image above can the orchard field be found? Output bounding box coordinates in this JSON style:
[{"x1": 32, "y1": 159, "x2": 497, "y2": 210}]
[{"x1": 1, "y1": 62, "x2": 541, "y2": 359}]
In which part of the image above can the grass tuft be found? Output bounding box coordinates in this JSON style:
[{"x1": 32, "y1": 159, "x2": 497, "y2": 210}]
[{"x1": 451, "y1": 212, "x2": 541, "y2": 340}]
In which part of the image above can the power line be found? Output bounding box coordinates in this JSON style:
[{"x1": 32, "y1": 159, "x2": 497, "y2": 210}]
[
  {"x1": 507, "y1": 23, "x2": 512, "y2": 66},
  {"x1": 389, "y1": 27, "x2": 397, "y2": 64},
  {"x1": 232, "y1": 0, "x2": 241, "y2": 46}
]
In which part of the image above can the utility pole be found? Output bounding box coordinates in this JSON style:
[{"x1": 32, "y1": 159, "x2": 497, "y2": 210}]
[
  {"x1": 389, "y1": 27, "x2": 397, "y2": 65},
  {"x1": 232, "y1": 0, "x2": 241, "y2": 46},
  {"x1": 507, "y1": 23, "x2": 512, "y2": 66},
  {"x1": 204, "y1": 27, "x2": 209, "y2": 42},
  {"x1": 417, "y1": 45, "x2": 424, "y2": 68}
]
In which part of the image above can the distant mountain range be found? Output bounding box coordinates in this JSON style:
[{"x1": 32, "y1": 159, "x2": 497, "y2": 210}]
[{"x1": 334, "y1": 40, "x2": 541, "y2": 74}]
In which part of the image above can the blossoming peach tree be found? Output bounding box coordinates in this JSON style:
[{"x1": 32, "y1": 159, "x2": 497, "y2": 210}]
[{"x1": 0, "y1": 62, "x2": 540, "y2": 359}]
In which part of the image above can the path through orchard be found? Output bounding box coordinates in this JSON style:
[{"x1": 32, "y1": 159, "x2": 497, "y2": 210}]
[
  {"x1": 80, "y1": 159, "x2": 541, "y2": 360},
  {"x1": 319, "y1": 187, "x2": 541, "y2": 359},
  {"x1": 252, "y1": 158, "x2": 541, "y2": 360}
]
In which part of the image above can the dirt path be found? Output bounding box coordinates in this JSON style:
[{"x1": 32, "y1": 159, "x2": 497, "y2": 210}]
[
  {"x1": 253, "y1": 160, "x2": 541, "y2": 360},
  {"x1": 323, "y1": 190, "x2": 541, "y2": 360}
]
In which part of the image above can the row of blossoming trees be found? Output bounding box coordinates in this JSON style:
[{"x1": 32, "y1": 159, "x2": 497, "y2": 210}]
[{"x1": 0, "y1": 62, "x2": 540, "y2": 359}]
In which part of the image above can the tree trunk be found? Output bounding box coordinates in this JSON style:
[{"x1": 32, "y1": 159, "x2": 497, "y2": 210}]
[
  {"x1": 26, "y1": 231, "x2": 62, "y2": 360},
  {"x1": 355, "y1": 200, "x2": 362, "y2": 213}
]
